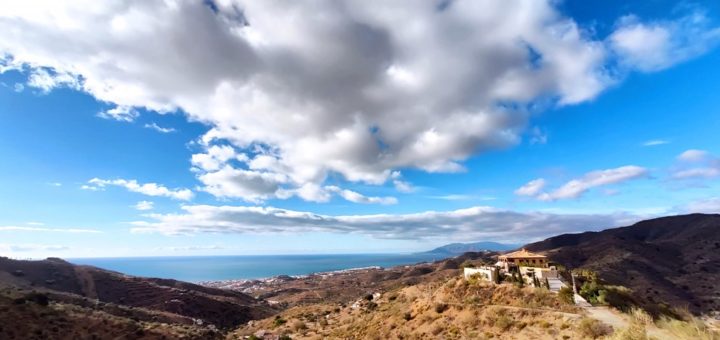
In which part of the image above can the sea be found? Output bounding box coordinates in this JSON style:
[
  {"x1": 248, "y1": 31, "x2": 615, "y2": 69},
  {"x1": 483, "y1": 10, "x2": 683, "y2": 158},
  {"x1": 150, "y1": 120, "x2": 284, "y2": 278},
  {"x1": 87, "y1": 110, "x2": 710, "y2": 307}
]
[{"x1": 69, "y1": 253, "x2": 447, "y2": 283}]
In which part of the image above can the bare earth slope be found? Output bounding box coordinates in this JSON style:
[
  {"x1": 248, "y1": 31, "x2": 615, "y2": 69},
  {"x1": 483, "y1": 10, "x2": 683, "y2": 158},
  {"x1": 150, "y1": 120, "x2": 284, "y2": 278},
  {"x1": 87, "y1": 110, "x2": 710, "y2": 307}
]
[{"x1": 524, "y1": 213, "x2": 720, "y2": 314}]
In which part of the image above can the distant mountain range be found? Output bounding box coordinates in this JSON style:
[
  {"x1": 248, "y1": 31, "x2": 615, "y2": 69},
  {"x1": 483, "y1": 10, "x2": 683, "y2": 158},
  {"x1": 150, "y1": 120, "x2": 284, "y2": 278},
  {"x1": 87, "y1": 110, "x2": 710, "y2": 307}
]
[
  {"x1": 525, "y1": 213, "x2": 720, "y2": 314},
  {"x1": 420, "y1": 241, "x2": 520, "y2": 255}
]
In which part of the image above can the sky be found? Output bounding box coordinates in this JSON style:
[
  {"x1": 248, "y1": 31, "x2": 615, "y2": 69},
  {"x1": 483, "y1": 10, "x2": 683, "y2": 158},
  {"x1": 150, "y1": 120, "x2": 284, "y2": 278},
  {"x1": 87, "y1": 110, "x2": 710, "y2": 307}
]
[{"x1": 1, "y1": 0, "x2": 719, "y2": 258}]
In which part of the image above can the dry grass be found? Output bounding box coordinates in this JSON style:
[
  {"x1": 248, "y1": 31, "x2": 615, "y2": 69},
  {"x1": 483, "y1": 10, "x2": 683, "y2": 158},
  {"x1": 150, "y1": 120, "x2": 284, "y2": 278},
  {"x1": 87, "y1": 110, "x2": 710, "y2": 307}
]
[{"x1": 230, "y1": 276, "x2": 595, "y2": 339}]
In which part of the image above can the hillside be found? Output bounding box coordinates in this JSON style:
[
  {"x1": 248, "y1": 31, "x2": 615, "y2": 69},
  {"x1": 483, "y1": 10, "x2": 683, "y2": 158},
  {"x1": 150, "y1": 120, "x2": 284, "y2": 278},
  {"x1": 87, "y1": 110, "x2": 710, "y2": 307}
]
[
  {"x1": 0, "y1": 257, "x2": 276, "y2": 332},
  {"x1": 232, "y1": 275, "x2": 588, "y2": 339},
  {"x1": 525, "y1": 213, "x2": 720, "y2": 314},
  {"x1": 420, "y1": 242, "x2": 519, "y2": 255}
]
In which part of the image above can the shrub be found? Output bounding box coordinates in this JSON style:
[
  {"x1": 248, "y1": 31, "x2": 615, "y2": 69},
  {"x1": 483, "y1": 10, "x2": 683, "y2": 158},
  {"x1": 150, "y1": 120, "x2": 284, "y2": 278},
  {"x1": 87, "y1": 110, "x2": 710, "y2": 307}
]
[
  {"x1": 434, "y1": 303, "x2": 448, "y2": 314},
  {"x1": 495, "y1": 315, "x2": 514, "y2": 331},
  {"x1": 273, "y1": 316, "x2": 287, "y2": 327},
  {"x1": 577, "y1": 317, "x2": 611, "y2": 339},
  {"x1": 461, "y1": 261, "x2": 476, "y2": 268},
  {"x1": 279, "y1": 336, "x2": 292, "y2": 340},
  {"x1": 403, "y1": 312, "x2": 412, "y2": 321},
  {"x1": 558, "y1": 287, "x2": 575, "y2": 305}
]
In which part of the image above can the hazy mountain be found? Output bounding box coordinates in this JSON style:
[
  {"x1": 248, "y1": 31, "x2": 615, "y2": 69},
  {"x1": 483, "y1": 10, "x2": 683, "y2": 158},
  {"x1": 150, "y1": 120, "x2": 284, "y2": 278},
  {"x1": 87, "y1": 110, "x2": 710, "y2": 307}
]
[
  {"x1": 524, "y1": 213, "x2": 720, "y2": 313},
  {"x1": 421, "y1": 241, "x2": 519, "y2": 255}
]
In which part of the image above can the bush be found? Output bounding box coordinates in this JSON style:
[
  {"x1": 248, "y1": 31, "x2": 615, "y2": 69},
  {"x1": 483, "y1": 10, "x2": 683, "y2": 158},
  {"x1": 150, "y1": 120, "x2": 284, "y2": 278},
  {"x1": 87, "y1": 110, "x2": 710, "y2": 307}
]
[
  {"x1": 558, "y1": 287, "x2": 574, "y2": 305},
  {"x1": 495, "y1": 315, "x2": 514, "y2": 331},
  {"x1": 434, "y1": 303, "x2": 448, "y2": 314},
  {"x1": 273, "y1": 316, "x2": 287, "y2": 327},
  {"x1": 461, "y1": 261, "x2": 476, "y2": 268},
  {"x1": 578, "y1": 317, "x2": 611, "y2": 339}
]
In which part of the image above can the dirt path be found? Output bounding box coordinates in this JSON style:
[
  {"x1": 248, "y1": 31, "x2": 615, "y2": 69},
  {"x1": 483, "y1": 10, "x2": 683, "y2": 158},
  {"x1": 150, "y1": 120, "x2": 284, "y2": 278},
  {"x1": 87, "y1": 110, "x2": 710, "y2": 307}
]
[{"x1": 584, "y1": 306, "x2": 628, "y2": 330}]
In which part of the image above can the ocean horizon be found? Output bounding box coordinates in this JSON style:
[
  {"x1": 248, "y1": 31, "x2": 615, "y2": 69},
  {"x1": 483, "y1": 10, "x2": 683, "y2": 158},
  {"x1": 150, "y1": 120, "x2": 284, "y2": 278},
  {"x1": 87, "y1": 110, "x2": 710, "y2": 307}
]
[{"x1": 69, "y1": 253, "x2": 449, "y2": 282}]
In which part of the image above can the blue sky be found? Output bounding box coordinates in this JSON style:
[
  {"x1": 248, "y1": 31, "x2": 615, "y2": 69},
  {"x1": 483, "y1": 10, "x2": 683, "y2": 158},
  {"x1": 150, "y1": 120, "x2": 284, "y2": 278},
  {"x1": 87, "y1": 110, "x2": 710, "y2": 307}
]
[{"x1": 1, "y1": 0, "x2": 719, "y2": 258}]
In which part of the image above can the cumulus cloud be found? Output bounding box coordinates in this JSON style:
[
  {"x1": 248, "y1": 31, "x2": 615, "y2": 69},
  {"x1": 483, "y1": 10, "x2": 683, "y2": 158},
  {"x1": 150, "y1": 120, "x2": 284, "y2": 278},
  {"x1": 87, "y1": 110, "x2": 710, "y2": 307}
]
[
  {"x1": 131, "y1": 204, "x2": 640, "y2": 242},
  {"x1": 0, "y1": 0, "x2": 612, "y2": 203},
  {"x1": 1, "y1": 1, "x2": 716, "y2": 204},
  {"x1": 515, "y1": 178, "x2": 546, "y2": 197},
  {"x1": 0, "y1": 226, "x2": 101, "y2": 233},
  {"x1": 144, "y1": 122, "x2": 176, "y2": 133},
  {"x1": 133, "y1": 200, "x2": 154, "y2": 211},
  {"x1": 610, "y1": 11, "x2": 720, "y2": 72},
  {"x1": 83, "y1": 178, "x2": 194, "y2": 200}
]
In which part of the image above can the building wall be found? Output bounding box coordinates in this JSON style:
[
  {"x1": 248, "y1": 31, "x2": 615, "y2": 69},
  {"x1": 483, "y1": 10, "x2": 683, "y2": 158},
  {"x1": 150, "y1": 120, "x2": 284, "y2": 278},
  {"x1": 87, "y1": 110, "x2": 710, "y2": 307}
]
[{"x1": 463, "y1": 267, "x2": 497, "y2": 282}]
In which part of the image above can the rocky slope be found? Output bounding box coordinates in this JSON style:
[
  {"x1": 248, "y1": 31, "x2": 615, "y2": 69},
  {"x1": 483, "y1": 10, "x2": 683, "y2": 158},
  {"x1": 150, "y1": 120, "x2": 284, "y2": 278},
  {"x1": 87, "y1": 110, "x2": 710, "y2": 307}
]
[{"x1": 525, "y1": 213, "x2": 720, "y2": 314}]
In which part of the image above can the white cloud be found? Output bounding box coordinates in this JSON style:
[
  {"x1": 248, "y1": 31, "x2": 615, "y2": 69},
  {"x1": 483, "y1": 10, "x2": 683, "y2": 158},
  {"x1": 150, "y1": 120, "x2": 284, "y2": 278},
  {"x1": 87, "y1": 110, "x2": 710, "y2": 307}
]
[
  {"x1": 677, "y1": 149, "x2": 708, "y2": 162},
  {"x1": 671, "y1": 149, "x2": 720, "y2": 180},
  {"x1": 84, "y1": 178, "x2": 193, "y2": 200},
  {"x1": 0, "y1": 0, "x2": 613, "y2": 202},
  {"x1": 1, "y1": 2, "x2": 716, "y2": 204},
  {"x1": 0, "y1": 244, "x2": 70, "y2": 253},
  {"x1": 131, "y1": 204, "x2": 640, "y2": 242},
  {"x1": 144, "y1": 122, "x2": 176, "y2": 133},
  {"x1": 391, "y1": 171, "x2": 414, "y2": 193},
  {"x1": 97, "y1": 105, "x2": 139, "y2": 122},
  {"x1": 610, "y1": 12, "x2": 720, "y2": 72},
  {"x1": 515, "y1": 178, "x2": 546, "y2": 197},
  {"x1": 325, "y1": 186, "x2": 397, "y2": 205},
  {"x1": 0, "y1": 226, "x2": 101, "y2": 233},
  {"x1": 683, "y1": 197, "x2": 720, "y2": 214},
  {"x1": 642, "y1": 139, "x2": 669, "y2": 146},
  {"x1": 26, "y1": 67, "x2": 79, "y2": 92},
  {"x1": 13, "y1": 83, "x2": 24, "y2": 92},
  {"x1": 520, "y1": 166, "x2": 648, "y2": 201},
  {"x1": 134, "y1": 200, "x2": 154, "y2": 211},
  {"x1": 47, "y1": 182, "x2": 62, "y2": 187},
  {"x1": 672, "y1": 167, "x2": 720, "y2": 180},
  {"x1": 540, "y1": 166, "x2": 648, "y2": 200}
]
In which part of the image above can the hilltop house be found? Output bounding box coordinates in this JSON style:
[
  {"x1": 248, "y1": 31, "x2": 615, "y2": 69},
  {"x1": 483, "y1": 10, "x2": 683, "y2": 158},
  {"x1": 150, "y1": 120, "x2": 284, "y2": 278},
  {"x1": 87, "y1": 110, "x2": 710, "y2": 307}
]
[
  {"x1": 498, "y1": 248, "x2": 549, "y2": 270},
  {"x1": 464, "y1": 248, "x2": 562, "y2": 289}
]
